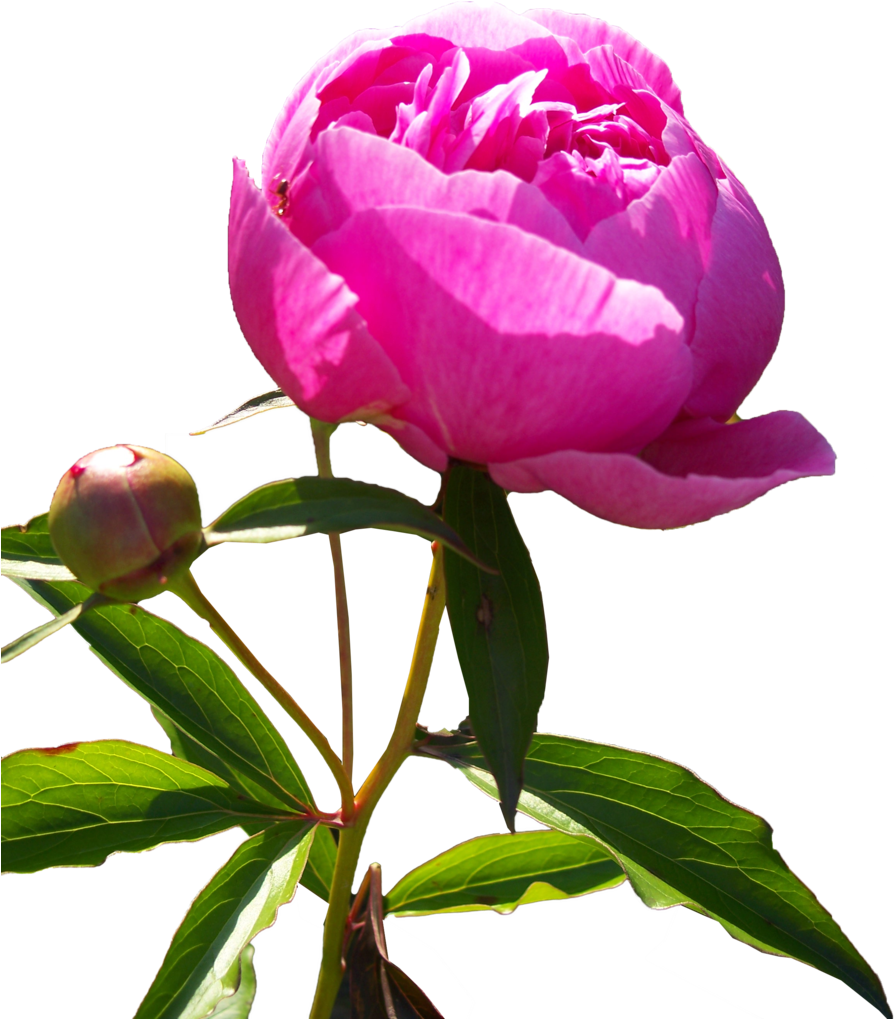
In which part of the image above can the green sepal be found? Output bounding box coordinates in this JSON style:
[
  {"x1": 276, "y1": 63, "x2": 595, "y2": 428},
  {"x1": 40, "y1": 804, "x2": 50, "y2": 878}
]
[{"x1": 190, "y1": 390, "x2": 295, "y2": 434}]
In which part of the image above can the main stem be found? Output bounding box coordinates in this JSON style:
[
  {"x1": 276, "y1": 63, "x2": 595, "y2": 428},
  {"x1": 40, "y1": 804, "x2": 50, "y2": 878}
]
[
  {"x1": 171, "y1": 570, "x2": 354, "y2": 816},
  {"x1": 308, "y1": 544, "x2": 446, "y2": 1019},
  {"x1": 311, "y1": 418, "x2": 354, "y2": 783}
]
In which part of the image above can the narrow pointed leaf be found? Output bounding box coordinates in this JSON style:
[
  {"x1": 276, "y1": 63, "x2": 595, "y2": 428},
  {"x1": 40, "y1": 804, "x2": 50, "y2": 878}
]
[
  {"x1": 442, "y1": 466, "x2": 548, "y2": 829},
  {"x1": 191, "y1": 390, "x2": 294, "y2": 435},
  {"x1": 204, "y1": 476, "x2": 483, "y2": 567},
  {"x1": 152, "y1": 707, "x2": 336, "y2": 902},
  {"x1": 11, "y1": 577, "x2": 314, "y2": 812},
  {"x1": 420, "y1": 733, "x2": 890, "y2": 1018},
  {"x1": 205, "y1": 945, "x2": 257, "y2": 1018},
  {"x1": 1, "y1": 740, "x2": 297, "y2": 873},
  {"x1": 2, "y1": 514, "x2": 75, "y2": 583},
  {"x1": 384, "y1": 830, "x2": 625, "y2": 917},
  {"x1": 135, "y1": 821, "x2": 316, "y2": 1019},
  {"x1": 2, "y1": 592, "x2": 111, "y2": 664}
]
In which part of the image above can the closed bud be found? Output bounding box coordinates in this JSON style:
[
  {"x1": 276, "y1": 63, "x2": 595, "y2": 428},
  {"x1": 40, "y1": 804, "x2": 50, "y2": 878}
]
[{"x1": 48, "y1": 445, "x2": 202, "y2": 602}]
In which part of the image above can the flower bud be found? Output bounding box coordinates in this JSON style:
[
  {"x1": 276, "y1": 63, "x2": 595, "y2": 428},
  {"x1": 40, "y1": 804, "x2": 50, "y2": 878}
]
[{"x1": 48, "y1": 445, "x2": 202, "y2": 602}]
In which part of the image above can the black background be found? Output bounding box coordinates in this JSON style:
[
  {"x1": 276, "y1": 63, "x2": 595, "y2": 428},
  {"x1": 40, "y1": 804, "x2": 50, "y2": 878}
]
[{"x1": 3, "y1": 3, "x2": 880, "y2": 1014}]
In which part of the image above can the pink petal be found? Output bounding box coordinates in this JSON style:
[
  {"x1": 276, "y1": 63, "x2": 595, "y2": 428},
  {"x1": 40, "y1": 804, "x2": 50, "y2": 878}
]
[
  {"x1": 524, "y1": 8, "x2": 684, "y2": 114},
  {"x1": 376, "y1": 419, "x2": 449, "y2": 473},
  {"x1": 262, "y1": 31, "x2": 391, "y2": 189},
  {"x1": 301, "y1": 126, "x2": 583, "y2": 254},
  {"x1": 490, "y1": 411, "x2": 835, "y2": 529},
  {"x1": 583, "y1": 152, "x2": 717, "y2": 333},
  {"x1": 399, "y1": 4, "x2": 554, "y2": 49},
  {"x1": 446, "y1": 67, "x2": 547, "y2": 172},
  {"x1": 313, "y1": 206, "x2": 690, "y2": 464},
  {"x1": 684, "y1": 174, "x2": 785, "y2": 420},
  {"x1": 228, "y1": 160, "x2": 409, "y2": 422}
]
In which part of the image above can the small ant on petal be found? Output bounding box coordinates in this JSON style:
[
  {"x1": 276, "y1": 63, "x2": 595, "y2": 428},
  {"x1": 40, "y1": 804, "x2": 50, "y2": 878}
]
[{"x1": 270, "y1": 177, "x2": 289, "y2": 217}]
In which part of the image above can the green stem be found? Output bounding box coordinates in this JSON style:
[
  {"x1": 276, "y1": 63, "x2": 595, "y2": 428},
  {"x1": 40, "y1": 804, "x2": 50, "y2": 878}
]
[
  {"x1": 308, "y1": 543, "x2": 446, "y2": 1019},
  {"x1": 311, "y1": 418, "x2": 355, "y2": 783},
  {"x1": 171, "y1": 570, "x2": 354, "y2": 815}
]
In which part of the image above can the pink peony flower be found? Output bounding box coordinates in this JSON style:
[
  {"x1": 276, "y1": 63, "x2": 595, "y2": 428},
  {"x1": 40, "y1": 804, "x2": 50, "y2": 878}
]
[{"x1": 229, "y1": 3, "x2": 834, "y2": 528}]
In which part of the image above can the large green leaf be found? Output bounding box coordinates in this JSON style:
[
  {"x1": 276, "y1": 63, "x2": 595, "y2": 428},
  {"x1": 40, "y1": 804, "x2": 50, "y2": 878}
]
[
  {"x1": 135, "y1": 821, "x2": 316, "y2": 1019},
  {"x1": 442, "y1": 466, "x2": 548, "y2": 829},
  {"x1": 1, "y1": 512, "x2": 75, "y2": 581},
  {"x1": 384, "y1": 830, "x2": 625, "y2": 917},
  {"x1": 419, "y1": 732, "x2": 891, "y2": 1017},
  {"x1": 203, "y1": 476, "x2": 480, "y2": 566},
  {"x1": 205, "y1": 945, "x2": 256, "y2": 1018},
  {"x1": 11, "y1": 577, "x2": 314, "y2": 812},
  {"x1": 191, "y1": 390, "x2": 295, "y2": 435},
  {"x1": 152, "y1": 707, "x2": 336, "y2": 902},
  {"x1": 1, "y1": 740, "x2": 295, "y2": 873}
]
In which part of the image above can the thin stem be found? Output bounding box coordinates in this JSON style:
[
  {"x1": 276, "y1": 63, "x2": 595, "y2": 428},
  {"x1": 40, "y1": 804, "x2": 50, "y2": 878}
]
[
  {"x1": 308, "y1": 544, "x2": 446, "y2": 1019},
  {"x1": 353, "y1": 544, "x2": 445, "y2": 815},
  {"x1": 171, "y1": 570, "x2": 354, "y2": 816},
  {"x1": 311, "y1": 418, "x2": 355, "y2": 784}
]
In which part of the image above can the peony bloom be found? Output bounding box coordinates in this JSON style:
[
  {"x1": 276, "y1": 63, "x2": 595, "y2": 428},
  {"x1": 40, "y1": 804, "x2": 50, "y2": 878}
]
[{"x1": 229, "y1": 3, "x2": 834, "y2": 528}]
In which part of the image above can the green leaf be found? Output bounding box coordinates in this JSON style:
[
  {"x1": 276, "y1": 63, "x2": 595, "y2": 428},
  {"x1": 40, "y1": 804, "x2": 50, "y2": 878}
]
[
  {"x1": 384, "y1": 829, "x2": 625, "y2": 917},
  {"x1": 190, "y1": 390, "x2": 295, "y2": 435},
  {"x1": 420, "y1": 733, "x2": 891, "y2": 1018},
  {"x1": 1, "y1": 740, "x2": 296, "y2": 873},
  {"x1": 152, "y1": 707, "x2": 336, "y2": 902},
  {"x1": 442, "y1": 466, "x2": 548, "y2": 829},
  {"x1": 2, "y1": 592, "x2": 112, "y2": 664},
  {"x1": 135, "y1": 821, "x2": 316, "y2": 1019},
  {"x1": 1, "y1": 513, "x2": 75, "y2": 581},
  {"x1": 11, "y1": 577, "x2": 315, "y2": 812},
  {"x1": 299, "y1": 821, "x2": 337, "y2": 902},
  {"x1": 205, "y1": 945, "x2": 257, "y2": 1018},
  {"x1": 204, "y1": 476, "x2": 483, "y2": 566}
]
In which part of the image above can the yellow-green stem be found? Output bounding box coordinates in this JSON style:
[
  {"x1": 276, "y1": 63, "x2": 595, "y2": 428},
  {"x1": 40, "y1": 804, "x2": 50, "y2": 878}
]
[
  {"x1": 308, "y1": 544, "x2": 445, "y2": 1019},
  {"x1": 311, "y1": 418, "x2": 354, "y2": 783},
  {"x1": 171, "y1": 570, "x2": 354, "y2": 816}
]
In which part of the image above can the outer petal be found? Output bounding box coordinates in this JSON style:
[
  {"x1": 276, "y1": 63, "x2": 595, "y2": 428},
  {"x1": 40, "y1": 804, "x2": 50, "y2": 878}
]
[
  {"x1": 525, "y1": 8, "x2": 683, "y2": 114},
  {"x1": 228, "y1": 160, "x2": 409, "y2": 422},
  {"x1": 490, "y1": 411, "x2": 835, "y2": 529},
  {"x1": 291, "y1": 126, "x2": 583, "y2": 253},
  {"x1": 313, "y1": 206, "x2": 690, "y2": 464},
  {"x1": 262, "y1": 29, "x2": 390, "y2": 187},
  {"x1": 583, "y1": 152, "x2": 717, "y2": 336},
  {"x1": 684, "y1": 172, "x2": 785, "y2": 420}
]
